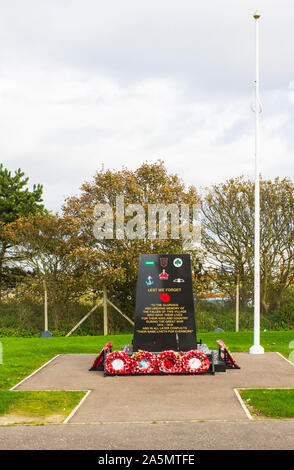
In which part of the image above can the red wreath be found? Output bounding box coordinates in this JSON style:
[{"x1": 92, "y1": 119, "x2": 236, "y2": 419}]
[
  {"x1": 105, "y1": 351, "x2": 130, "y2": 375},
  {"x1": 89, "y1": 341, "x2": 113, "y2": 371},
  {"x1": 181, "y1": 350, "x2": 210, "y2": 374},
  {"x1": 131, "y1": 351, "x2": 157, "y2": 374},
  {"x1": 217, "y1": 340, "x2": 239, "y2": 367},
  {"x1": 157, "y1": 350, "x2": 182, "y2": 374}
]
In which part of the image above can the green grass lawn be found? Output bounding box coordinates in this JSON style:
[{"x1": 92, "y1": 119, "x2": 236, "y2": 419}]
[
  {"x1": 0, "y1": 330, "x2": 293, "y2": 424},
  {"x1": 0, "y1": 390, "x2": 85, "y2": 424},
  {"x1": 239, "y1": 389, "x2": 294, "y2": 418}
]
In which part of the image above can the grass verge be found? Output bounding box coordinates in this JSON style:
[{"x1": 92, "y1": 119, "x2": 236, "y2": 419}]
[
  {"x1": 0, "y1": 390, "x2": 85, "y2": 425},
  {"x1": 239, "y1": 388, "x2": 294, "y2": 419}
]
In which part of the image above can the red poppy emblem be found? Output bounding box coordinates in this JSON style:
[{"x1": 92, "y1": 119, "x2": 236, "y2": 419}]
[{"x1": 160, "y1": 293, "x2": 170, "y2": 303}]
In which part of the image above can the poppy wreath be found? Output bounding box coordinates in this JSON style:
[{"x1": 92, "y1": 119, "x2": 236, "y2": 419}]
[
  {"x1": 131, "y1": 350, "x2": 157, "y2": 374},
  {"x1": 217, "y1": 339, "x2": 227, "y2": 351},
  {"x1": 157, "y1": 350, "x2": 182, "y2": 374},
  {"x1": 181, "y1": 350, "x2": 210, "y2": 374},
  {"x1": 217, "y1": 340, "x2": 239, "y2": 367},
  {"x1": 105, "y1": 351, "x2": 130, "y2": 375},
  {"x1": 89, "y1": 341, "x2": 113, "y2": 371}
]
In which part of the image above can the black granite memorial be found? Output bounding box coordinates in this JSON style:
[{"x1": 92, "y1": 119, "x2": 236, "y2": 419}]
[{"x1": 133, "y1": 254, "x2": 197, "y2": 352}]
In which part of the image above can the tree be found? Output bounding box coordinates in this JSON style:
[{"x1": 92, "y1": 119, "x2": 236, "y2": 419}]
[
  {"x1": 8, "y1": 213, "x2": 89, "y2": 328},
  {"x1": 0, "y1": 164, "x2": 44, "y2": 293},
  {"x1": 62, "y1": 161, "x2": 203, "y2": 317},
  {"x1": 201, "y1": 176, "x2": 294, "y2": 313}
]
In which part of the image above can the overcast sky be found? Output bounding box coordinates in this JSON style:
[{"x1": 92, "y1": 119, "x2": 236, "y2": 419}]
[{"x1": 1, "y1": 0, "x2": 293, "y2": 211}]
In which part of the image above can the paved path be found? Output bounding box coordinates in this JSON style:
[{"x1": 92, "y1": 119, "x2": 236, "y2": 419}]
[
  {"x1": 0, "y1": 421, "x2": 294, "y2": 450},
  {"x1": 13, "y1": 352, "x2": 294, "y2": 424}
]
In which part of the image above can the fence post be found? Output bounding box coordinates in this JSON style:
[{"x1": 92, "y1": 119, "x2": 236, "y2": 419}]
[
  {"x1": 103, "y1": 286, "x2": 108, "y2": 336},
  {"x1": 236, "y1": 274, "x2": 240, "y2": 332},
  {"x1": 41, "y1": 279, "x2": 52, "y2": 337},
  {"x1": 43, "y1": 280, "x2": 48, "y2": 331}
]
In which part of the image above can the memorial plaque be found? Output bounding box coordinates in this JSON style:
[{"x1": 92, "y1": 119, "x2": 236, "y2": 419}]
[{"x1": 133, "y1": 254, "x2": 197, "y2": 352}]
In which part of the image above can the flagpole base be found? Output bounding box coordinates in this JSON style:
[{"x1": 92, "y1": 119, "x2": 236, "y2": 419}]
[{"x1": 249, "y1": 344, "x2": 264, "y2": 354}]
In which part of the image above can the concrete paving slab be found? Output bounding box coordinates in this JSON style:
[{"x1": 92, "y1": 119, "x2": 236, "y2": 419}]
[{"x1": 13, "y1": 352, "x2": 294, "y2": 424}]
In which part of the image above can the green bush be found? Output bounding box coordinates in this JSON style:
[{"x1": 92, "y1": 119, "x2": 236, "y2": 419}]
[
  {"x1": 195, "y1": 302, "x2": 293, "y2": 332},
  {"x1": 0, "y1": 328, "x2": 40, "y2": 337},
  {"x1": 0, "y1": 297, "x2": 133, "y2": 337},
  {"x1": 278, "y1": 303, "x2": 294, "y2": 327}
]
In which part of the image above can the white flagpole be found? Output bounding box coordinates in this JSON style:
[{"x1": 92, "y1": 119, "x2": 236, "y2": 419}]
[{"x1": 250, "y1": 11, "x2": 264, "y2": 354}]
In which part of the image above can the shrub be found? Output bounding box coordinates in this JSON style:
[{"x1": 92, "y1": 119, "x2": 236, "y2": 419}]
[{"x1": 278, "y1": 303, "x2": 294, "y2": 327}]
